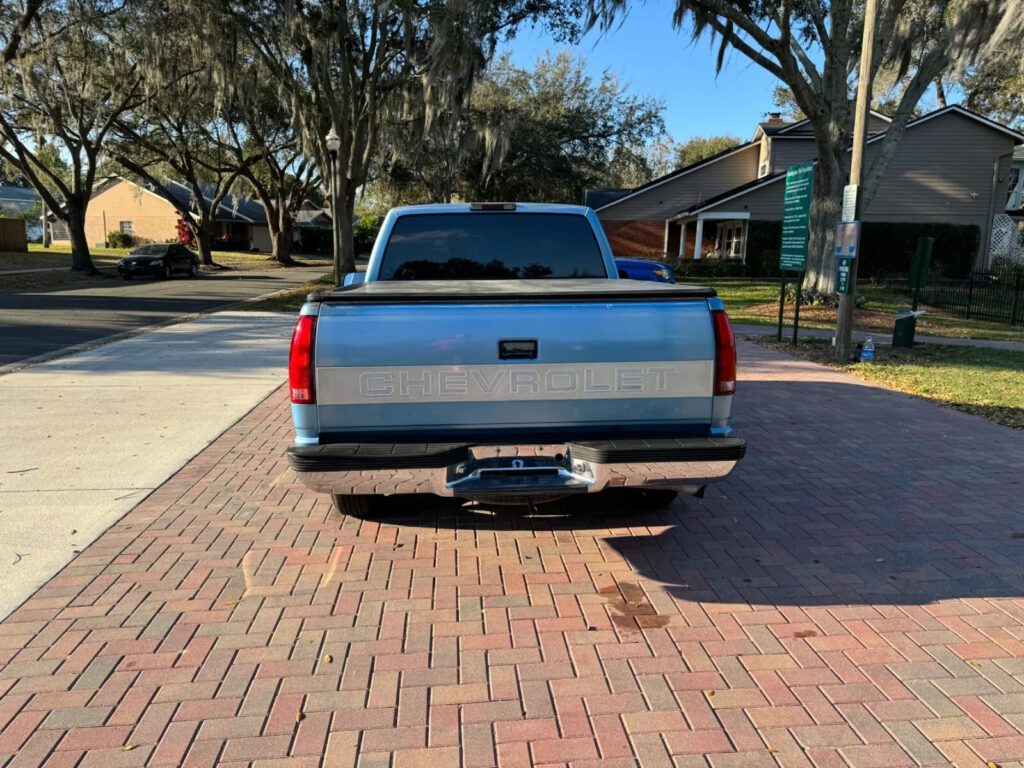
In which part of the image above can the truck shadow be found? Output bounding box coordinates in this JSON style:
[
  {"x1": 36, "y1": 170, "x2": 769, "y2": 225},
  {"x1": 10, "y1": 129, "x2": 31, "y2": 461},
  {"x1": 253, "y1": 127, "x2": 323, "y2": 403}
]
[{"x1": 353, "y1": 368, "x2": 1024, "y2": 607}]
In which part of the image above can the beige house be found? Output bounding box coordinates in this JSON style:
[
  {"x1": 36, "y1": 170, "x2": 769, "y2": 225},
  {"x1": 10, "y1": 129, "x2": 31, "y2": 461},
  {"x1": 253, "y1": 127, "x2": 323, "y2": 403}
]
[
  {"x1": 593, "y1": 105, "x2": 1024, "y2": 268},
  {"x1": 52, "y1": 178, "x2": 274, "y2": 251}
]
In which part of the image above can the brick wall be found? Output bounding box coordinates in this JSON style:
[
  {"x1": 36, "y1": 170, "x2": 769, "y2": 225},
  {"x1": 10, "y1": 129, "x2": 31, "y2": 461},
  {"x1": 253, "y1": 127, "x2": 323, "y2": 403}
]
[{"x1": 599, "y1": 219, "x2": 665, "y2": 257}]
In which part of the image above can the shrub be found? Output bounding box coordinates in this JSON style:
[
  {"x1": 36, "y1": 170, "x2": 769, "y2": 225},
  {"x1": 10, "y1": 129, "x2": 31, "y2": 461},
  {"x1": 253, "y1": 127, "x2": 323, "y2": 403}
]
[
  {"x1": 107, "y1": 231, "x2": 134, "y2": 248},
  {"x1": 176, "y1": 218, "x2": 196, "y2": 247},
  {"x1": 354, "y1": 214, "x2": 384, "y2": 255},
  {"x1": 858, "y1": 222, "x2": 979, "y2": 278},
  {"x1": 211, "y1": 233, "x2": 250, "y2": 252},
  {"x1": 742, "y1": 220, "x2": 979, "y2": 279},
  {"x1": 297, "y1": 228, "x2": 331, "y2": 255},
  {"x1": 785, "y1": 284, "x2": 868, "y2": 308},
  {"x1": 744, "y1": 221, "x2": 782, "y2": 277},
  {"x1": 990, "y1": 255, "x2": 1024, "y2": 280},
  {"x1": 673, "y1": 258, "x2": 746, "y2": 278}
]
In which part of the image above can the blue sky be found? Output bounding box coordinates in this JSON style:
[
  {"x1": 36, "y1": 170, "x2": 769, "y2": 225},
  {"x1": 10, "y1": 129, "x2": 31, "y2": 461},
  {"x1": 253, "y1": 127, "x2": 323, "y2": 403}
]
[{"x1": 499, "y1": 0, "x2": 787, "y2": 143}]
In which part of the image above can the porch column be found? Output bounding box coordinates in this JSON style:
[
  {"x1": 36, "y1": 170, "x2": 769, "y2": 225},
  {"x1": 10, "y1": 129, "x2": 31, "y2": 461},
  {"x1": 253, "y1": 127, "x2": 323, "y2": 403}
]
[
  {"x1": 693, "y1": 218, "x2": 704, "y2": 260},
  {"x1": 663, "y1": 222, "x2": 670, "y2": 255},
  {"x1": 678, "y1": 221, "x2": 687, "y2": 258}
]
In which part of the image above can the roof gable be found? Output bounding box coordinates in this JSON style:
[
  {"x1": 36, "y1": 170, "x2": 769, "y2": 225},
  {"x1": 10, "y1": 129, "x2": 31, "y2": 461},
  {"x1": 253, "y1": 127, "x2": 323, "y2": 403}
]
[
  {"x1": 678, "y1": 105, "x2": 1022, "y2": 217},
  {"x1": 595, "y1": 141, "x2": 758, "y2": 213}
]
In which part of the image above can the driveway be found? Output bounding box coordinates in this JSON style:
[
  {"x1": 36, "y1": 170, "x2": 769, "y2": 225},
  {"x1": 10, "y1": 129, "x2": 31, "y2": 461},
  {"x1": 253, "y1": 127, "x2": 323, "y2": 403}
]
[
  {"x1": 0, "y1": 267, "x2": 328, "y2": 368},
  {"x1": 1, "y1": 342, "x2": 1023, "y2": 768}
]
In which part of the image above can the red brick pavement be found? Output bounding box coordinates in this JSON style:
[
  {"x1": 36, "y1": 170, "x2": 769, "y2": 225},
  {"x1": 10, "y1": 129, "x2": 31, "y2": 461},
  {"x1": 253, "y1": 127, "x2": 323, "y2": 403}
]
[{"x1": 2, "y1": 341, "x2": 1024, "y2": 768}]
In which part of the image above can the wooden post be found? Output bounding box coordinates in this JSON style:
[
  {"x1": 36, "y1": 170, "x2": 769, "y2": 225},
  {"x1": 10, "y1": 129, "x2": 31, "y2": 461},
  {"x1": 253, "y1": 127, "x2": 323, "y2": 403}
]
[{"x1": 835, "y1": 0, "x2": 878, "y2": 361}]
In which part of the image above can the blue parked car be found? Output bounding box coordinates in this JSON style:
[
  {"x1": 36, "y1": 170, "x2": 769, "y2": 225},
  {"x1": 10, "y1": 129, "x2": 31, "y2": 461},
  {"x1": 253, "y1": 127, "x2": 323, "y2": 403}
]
[{"x1": 615, "y1": 257, "x2": 675, "y2": 283}]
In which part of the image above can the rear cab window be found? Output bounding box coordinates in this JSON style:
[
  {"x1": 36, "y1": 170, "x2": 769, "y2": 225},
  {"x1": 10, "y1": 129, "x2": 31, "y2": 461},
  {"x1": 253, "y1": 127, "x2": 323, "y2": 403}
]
[{"x1": 378, "y1": 213, "x2": 607, "y2": 280}]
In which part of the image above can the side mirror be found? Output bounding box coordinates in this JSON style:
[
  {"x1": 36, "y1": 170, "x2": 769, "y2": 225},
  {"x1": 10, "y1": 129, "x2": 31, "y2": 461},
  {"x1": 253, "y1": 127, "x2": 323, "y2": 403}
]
[{"x1": 343, "y1": 272, "x2": 365, "y2": 286}]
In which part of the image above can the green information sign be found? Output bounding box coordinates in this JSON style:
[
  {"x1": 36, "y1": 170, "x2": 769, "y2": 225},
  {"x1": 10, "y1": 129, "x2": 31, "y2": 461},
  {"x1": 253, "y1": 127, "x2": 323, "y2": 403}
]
[
  {"x1": 836, "y1": 257, "x2": 852, "y2": 294},
  {"x1": 780, "y1": 162, "x2": 814, "y2": 272}
]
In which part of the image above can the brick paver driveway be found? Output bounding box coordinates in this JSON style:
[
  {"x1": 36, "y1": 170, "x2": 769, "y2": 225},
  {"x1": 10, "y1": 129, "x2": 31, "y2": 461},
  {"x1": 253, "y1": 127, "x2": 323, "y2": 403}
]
[{"x1": 2, "y1": 342, "x2": 1024, "y2": 768}]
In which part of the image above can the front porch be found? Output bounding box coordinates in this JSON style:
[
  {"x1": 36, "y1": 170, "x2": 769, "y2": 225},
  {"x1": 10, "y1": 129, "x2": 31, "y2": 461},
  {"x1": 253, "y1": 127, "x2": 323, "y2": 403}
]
[{"x1": 665, "y1": 212, "x2": 749, "y2": 261}]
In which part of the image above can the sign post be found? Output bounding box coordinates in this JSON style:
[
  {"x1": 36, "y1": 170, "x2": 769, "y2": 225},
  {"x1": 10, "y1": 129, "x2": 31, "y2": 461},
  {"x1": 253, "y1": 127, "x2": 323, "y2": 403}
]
[
  {"x1": 777, "y1": 162, "x2": 814, "y2": 345},
  {"x1": 834, "y1": 221, "x2": 860, "y2": 295}
]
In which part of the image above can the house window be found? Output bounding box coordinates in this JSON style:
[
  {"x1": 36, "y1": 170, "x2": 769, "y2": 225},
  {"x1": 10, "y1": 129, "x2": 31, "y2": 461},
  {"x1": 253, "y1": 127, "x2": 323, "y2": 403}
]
[
  {"x1": 758, "y1": 161, "x2": 769, "y2": 178},
  {"x1": 119, "y1": 221, "x2": 134, "y2": 235},
  {"x1": 718, "y1": 222, "x2": 747, "y2": 259}
]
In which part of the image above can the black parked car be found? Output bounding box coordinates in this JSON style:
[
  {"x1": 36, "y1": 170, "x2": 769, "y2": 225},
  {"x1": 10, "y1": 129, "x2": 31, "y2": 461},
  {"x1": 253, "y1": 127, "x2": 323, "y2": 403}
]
[{"x1": 117, "y1": 244, "x2": 199, "y2": 280}]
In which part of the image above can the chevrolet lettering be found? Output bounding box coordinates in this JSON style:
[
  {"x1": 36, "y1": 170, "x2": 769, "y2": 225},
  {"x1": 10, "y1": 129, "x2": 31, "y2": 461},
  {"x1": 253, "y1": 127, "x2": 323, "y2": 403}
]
[{"x1": 286, "y1": 202, "x2": 745, "y2": 516}]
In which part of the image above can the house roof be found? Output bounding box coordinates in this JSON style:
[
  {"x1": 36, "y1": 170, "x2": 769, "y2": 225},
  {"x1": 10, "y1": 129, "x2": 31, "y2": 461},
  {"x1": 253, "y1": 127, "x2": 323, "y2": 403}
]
[
  {"x1": 294, "y1": 207, "x2": 332, "y2": 228},
  {"x1": 0, "y1": 185, "x2": 41, "y2": 203},
  {"x1": 594, "y1": 141, "x2": 758, "y2": 213},
  {"x1": 675, "y1": 104, "x2": 1024, "y2": 219},
  {"x1": 672, "y1": 172, "x2": 786, "y2": 219},
  {"x1": 583, "y1": 188, "x2": 630, "y2": 209},
  {"x1": 755, "y1": 121, "x2": 797, "y2": 137},
  {"x1": 164, "y1": 181, "x2": 267, "y2": 224},
  {"x1": 753, "y1": 110, "x2": 893, "y2": 140},
  {"x1": 96, "y1": 177, "x2": 269, "y2": 223}
]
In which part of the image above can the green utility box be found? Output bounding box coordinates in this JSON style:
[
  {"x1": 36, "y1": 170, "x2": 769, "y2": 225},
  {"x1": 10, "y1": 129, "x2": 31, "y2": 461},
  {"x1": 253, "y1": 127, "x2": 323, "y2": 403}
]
[{"x1": 893, "y1": 312, "x2": 917, "y2": 347}]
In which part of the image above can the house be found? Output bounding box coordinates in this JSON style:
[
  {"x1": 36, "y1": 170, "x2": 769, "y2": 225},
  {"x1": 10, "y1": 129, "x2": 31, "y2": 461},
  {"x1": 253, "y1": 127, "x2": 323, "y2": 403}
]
[
  {"x1": 48, "y1": 178, "x2": 273, "y2": 251},
  {"x1": 593, "y1": 106, "x2": 1024, "y2": 269},
  {"x1": 49, "y1": 177, "x2": 330, "y2": 252}
]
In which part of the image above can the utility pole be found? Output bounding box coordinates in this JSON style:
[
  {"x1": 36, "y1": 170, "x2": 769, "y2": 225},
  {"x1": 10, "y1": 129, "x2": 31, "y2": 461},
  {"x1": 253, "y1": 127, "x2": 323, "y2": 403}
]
[{"x1": 835, "y1": 0, "x2": 878, "y2": 361}]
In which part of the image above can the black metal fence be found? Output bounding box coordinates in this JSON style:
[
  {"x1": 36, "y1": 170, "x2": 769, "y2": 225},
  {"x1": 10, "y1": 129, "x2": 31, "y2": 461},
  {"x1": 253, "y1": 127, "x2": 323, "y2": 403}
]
[{"x1": 883, "y1": 269, "x2": 1024, "y2": 326}]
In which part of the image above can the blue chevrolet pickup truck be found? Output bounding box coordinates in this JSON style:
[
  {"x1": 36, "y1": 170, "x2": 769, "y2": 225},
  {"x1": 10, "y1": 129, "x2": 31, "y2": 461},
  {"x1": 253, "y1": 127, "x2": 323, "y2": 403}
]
[{"x1": 286, "y1": 203, "x2": 744, "y2": 515}]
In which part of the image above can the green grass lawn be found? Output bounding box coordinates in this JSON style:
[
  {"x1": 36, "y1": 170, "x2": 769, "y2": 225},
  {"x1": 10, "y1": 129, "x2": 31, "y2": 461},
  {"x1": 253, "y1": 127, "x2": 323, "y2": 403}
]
[
  {"x1": 751, "y1": 336, "x2": 1024, "y2": 430},
  {"x1": 712, "y1": 279, "x2": 1024, "y2": 344}
]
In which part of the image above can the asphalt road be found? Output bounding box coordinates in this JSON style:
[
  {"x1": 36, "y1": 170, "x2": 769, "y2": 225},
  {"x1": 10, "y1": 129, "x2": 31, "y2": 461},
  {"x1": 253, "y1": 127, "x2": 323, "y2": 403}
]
[{"x1": 0, "y1": 266, "x2": 329, "y2": 368}]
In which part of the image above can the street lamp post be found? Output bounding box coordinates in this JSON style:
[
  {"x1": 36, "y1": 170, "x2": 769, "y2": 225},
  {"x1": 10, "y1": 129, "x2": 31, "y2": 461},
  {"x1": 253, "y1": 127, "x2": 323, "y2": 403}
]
[{"x1": 325, "y1": 127, "x2": 342, "y2": 286}]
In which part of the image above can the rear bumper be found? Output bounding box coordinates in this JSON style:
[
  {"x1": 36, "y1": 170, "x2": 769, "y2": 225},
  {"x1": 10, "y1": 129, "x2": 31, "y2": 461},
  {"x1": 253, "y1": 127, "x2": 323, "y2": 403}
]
[{"x1": 286, "y1": 438, "x2": 745, "y2": 500}]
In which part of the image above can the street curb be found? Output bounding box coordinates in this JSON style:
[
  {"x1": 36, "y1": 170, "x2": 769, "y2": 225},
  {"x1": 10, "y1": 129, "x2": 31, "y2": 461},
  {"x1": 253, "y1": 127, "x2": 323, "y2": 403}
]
[{"x1": 0, "y1": 282, "x2": 306, "y2": 377}]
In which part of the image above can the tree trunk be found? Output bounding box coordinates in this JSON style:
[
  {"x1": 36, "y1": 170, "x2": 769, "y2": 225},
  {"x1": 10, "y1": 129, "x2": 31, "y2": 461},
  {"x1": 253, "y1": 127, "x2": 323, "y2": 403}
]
[
  {"x1": 66, "y1": 206, "x2": 96, "y2": 274},
  {"x1": 934, "y1": 77, "x2": 947, "y2": 109},
  {"x1": 195, "y1": 224, "x2": 214, "y2": 266},
  {"x1": 803, "y1": 157, "x2": 845, "y2": 293},
  {"x1": 270, "y1": 223, "x2": 294, "y2": 264}
]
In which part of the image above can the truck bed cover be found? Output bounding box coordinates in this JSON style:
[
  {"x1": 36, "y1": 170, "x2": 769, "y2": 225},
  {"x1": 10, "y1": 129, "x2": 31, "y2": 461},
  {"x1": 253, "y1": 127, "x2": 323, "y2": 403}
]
[{"x1": 309, "y1": 279, "x2": 717, "y2": 304}]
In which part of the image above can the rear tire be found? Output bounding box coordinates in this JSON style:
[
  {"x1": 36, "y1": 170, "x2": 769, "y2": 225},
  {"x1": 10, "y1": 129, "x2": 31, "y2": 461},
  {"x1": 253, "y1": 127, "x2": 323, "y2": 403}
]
[
  {"x1": 331, "y1": 494, "x2": 375, "y2": 517},
  {"x1": 627, "y1": 488, "x2": 679, "y2": 510}
]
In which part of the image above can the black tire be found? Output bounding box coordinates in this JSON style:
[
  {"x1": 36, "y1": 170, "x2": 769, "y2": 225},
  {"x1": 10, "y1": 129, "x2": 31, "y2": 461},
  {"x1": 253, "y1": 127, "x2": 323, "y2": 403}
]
[
  {"x1": 189, "y1": 261, "x2": 199, "y2": 278},
  {"x1": 627, "y1": 488, "x2": 679, "y2": 510},
  {"x1": 331, "y1": 494, "x2": 375, "y2": 517}
]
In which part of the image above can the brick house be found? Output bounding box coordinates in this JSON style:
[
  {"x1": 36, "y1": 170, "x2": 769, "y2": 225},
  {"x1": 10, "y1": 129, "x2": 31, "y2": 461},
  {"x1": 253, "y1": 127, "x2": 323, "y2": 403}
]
[
  {"x1": 592, "y1": 105, "x2": 1024, "y2": 269},
  {"x1": 51, "y1": 178, "x2": 274, "y2": 251}
]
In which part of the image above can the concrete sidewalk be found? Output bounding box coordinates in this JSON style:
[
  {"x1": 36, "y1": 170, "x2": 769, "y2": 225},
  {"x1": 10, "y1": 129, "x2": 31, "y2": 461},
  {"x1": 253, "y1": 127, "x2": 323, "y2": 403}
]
[
  {"x1": 0, "y1": 311, "x2": 296, "y2": 620},
  {"x1": 734, "y1": 322, "x2": 1024, "y2": 352}
]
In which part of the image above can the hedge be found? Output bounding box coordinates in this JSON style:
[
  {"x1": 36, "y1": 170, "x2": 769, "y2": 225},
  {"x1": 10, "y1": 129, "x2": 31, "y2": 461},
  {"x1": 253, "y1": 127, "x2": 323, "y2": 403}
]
[{"x1": 742, "y1": 220, "x2": 979, "y2": 279}]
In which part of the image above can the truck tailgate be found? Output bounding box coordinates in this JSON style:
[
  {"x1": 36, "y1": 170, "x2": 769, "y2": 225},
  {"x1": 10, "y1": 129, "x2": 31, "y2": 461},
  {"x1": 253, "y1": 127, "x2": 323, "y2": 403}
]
[{"x1": 311, "y1": 280, "x2": 718, "y2": 443}]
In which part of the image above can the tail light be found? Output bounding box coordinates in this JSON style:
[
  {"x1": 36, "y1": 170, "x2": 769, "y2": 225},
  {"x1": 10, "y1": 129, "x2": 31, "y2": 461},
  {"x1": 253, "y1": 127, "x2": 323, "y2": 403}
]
[
  {"x1": 711, "y1": 309, "x2": 736, "y2": 396},
  {"x1": 289, "y1": 315, "x2": 317, "y2": 404}
]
